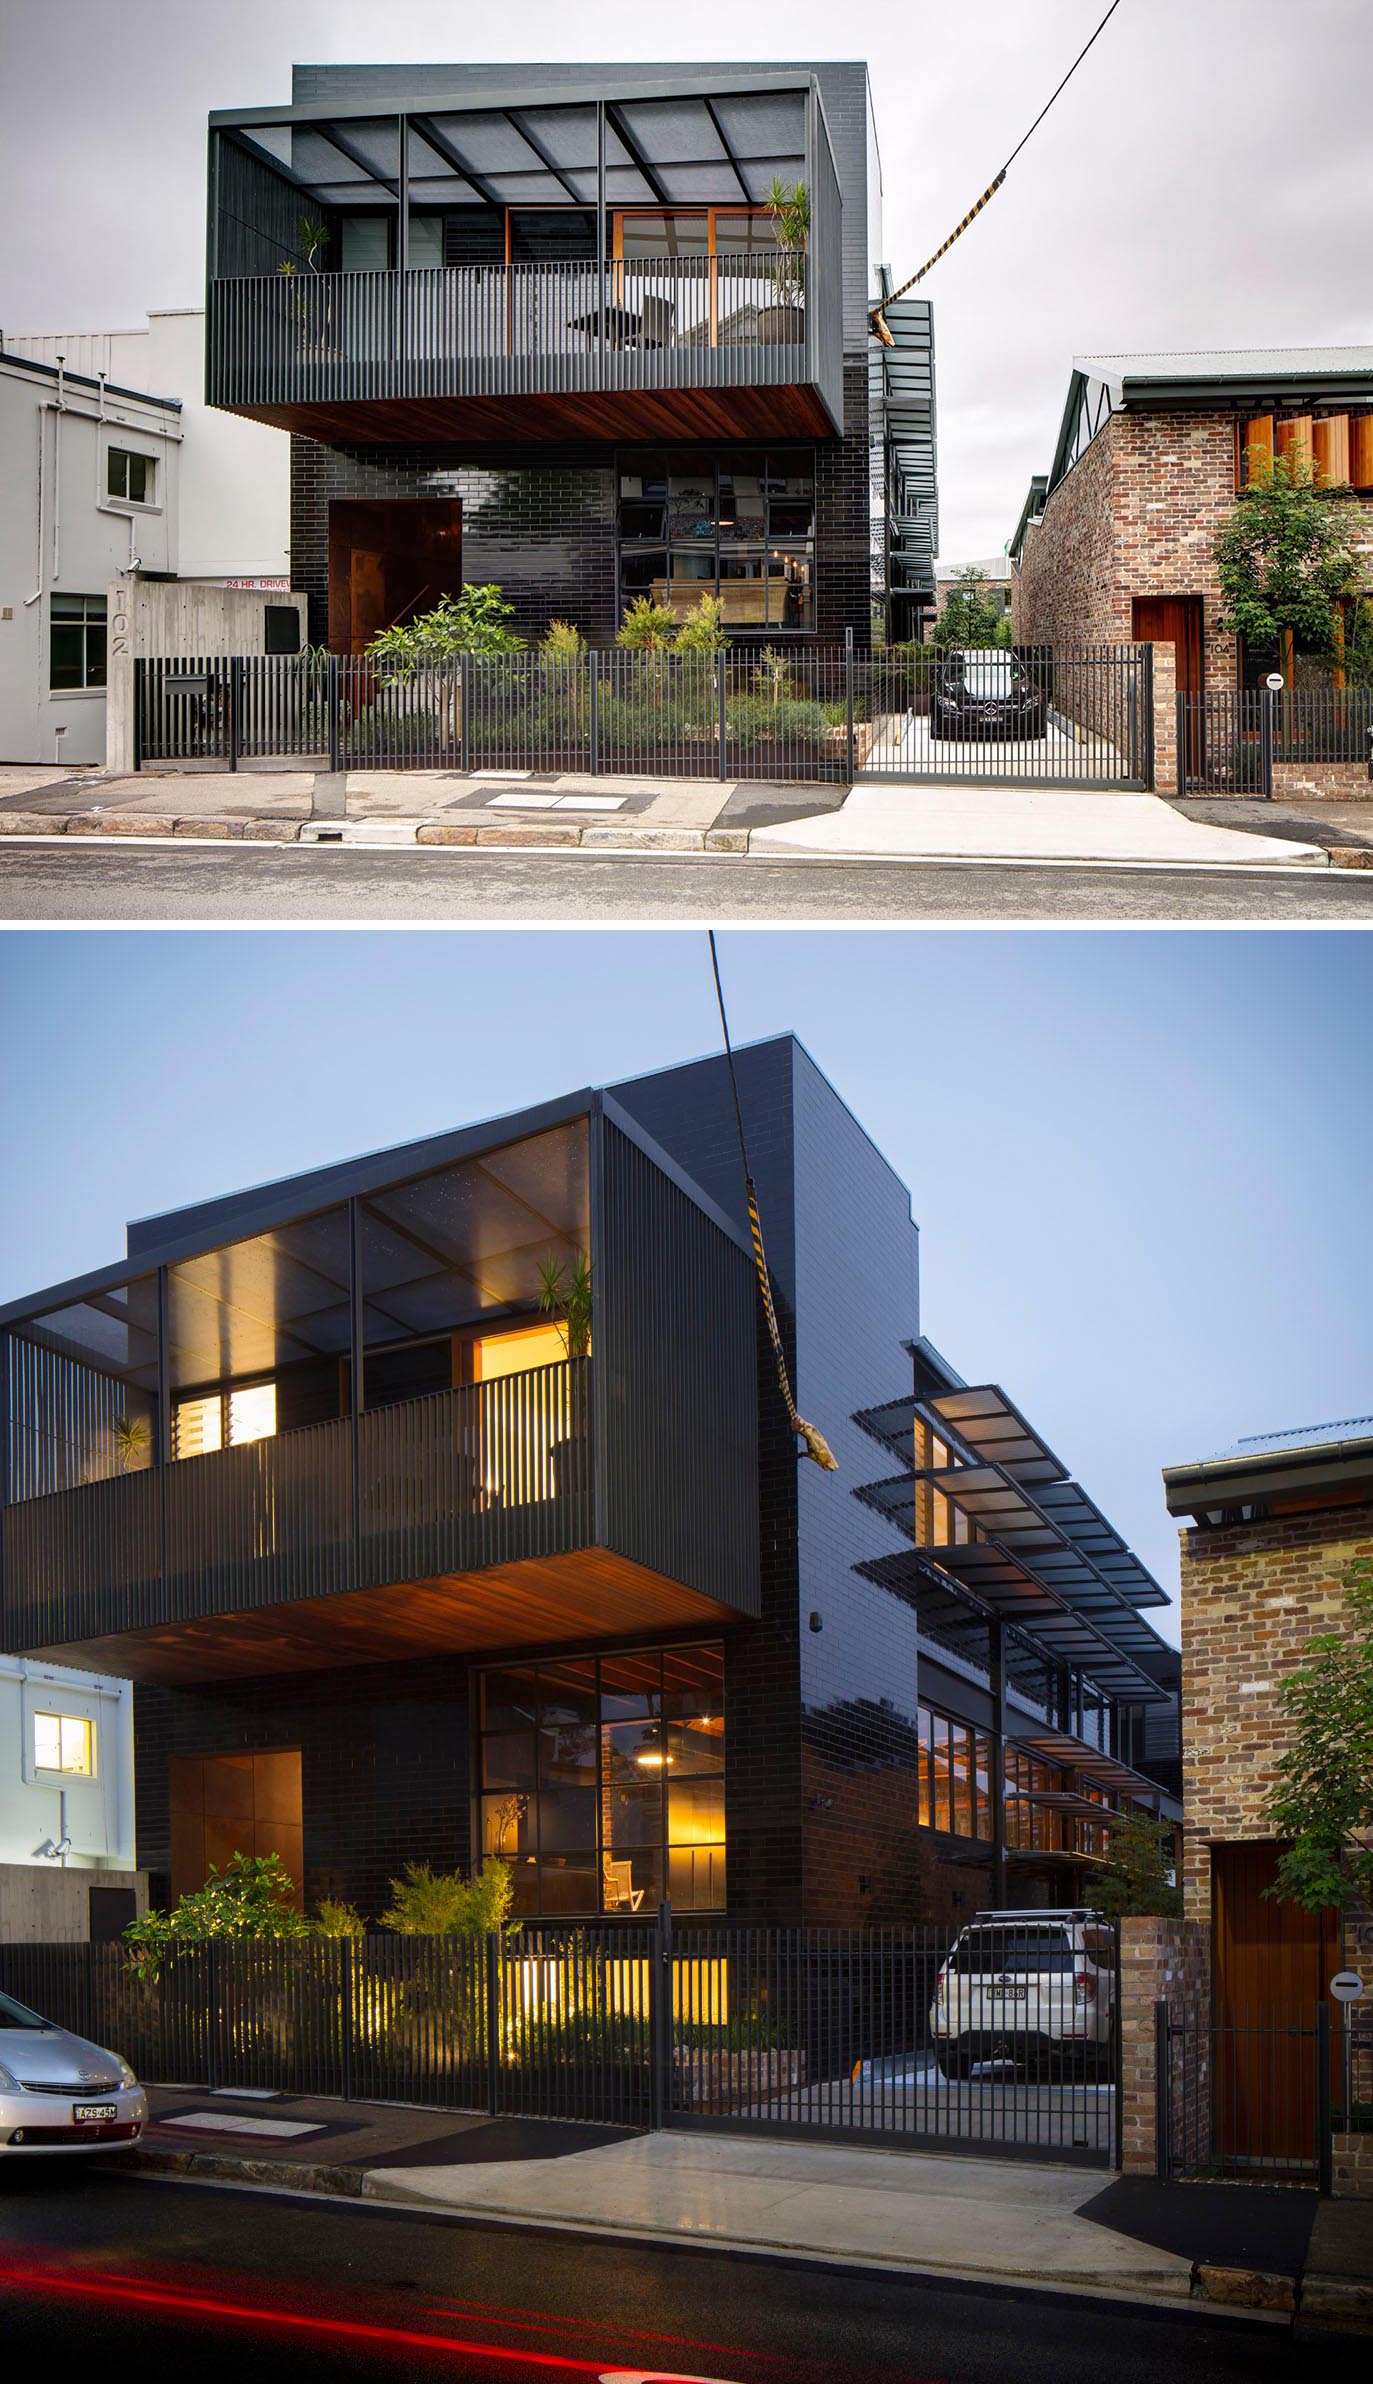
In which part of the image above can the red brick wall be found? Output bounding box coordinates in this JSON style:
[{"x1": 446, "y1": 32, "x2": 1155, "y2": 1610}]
[
  {"x1": 1179, "y1": 1500, "x2": 1373, "y2": 1928},
  {"x1": 1118, "y1": 1915, "x2": 1212, "y2": 2174},
  {"x1": 1012, "y1": 408, "x2": 1373, "y2": 705}
]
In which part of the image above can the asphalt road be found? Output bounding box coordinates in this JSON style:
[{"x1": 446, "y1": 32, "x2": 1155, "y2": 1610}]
[
  {"x1": 0, "y1": 2165, "x2": 1314, "y2": 2384},
  {"x1": 4, "y1": 843, "x2": 1373, "y2": 921}
]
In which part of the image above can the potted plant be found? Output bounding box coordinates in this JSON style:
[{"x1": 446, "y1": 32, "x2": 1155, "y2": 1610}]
[
  {"x1": 758, "y1": 179, "x2": 810, "y2": 344},
  {"x1": 537, "y1": 1250, "x2": 592, "y2": 1498}
]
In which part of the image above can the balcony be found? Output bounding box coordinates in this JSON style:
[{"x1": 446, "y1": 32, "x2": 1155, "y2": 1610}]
[
  {"x1": 205, "y1": 74, "x2": 844, "y2": 444},
  {"x1": 0, "y1": 1094, "x2": 760, "y2": 1682},
  {"x1": 208, "y1": 256, "x2": 839, "y2": 444}
]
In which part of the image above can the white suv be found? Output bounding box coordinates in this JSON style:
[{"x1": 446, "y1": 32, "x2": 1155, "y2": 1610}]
[{"x1": 930, "y1": 1909, "x2": 1117, "y2": 2082}]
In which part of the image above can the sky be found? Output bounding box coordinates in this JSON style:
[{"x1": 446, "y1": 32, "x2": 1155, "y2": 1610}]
[
  {"x1": 2, "y1": 926, "x2": 1371, "y2": 1645},
  {"x1": 1, "y1": 0, "x2": 1370, "y2": 560}
]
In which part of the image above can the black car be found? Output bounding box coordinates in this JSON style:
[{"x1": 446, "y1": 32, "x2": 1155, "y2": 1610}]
[{"x1": 929, "y1": 648, "x2": 1048, "y2": 742}]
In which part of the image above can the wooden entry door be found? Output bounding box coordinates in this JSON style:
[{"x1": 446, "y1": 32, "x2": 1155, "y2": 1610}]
[
  {"x1": 1212, "y1": 1841, "x2": 1339, "y2": 2166},
  {"x1": 170, "y1": 1749, "x2": 304, "y2": 1906},
  {"x1": 1133, "y1": 595, "x2": 1205, "y2": 779},
  {"x1": 327, "y1": 499, "x2": 463, "y2": 655}
]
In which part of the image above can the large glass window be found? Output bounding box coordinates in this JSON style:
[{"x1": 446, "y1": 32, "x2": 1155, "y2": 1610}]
[
  {"x1": 915, "y1": 1703, "x2": 997, "y2": 1844},
  {"x1": 617, "y1": 451, "x2": 815, "y2": 633},
  {"x1": 478, "y1": 1644, "x2": 725, "y2": 1917}
]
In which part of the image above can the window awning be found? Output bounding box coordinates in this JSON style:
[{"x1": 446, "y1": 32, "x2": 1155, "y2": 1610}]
[
  {"x1": 1011, "y1": 1730, "x2": 1173, "y2": 1801},
  {"x1": 923, "y1": 1384, "x2": 1168, "y2": 1609},
  {"x1": 854, "y1": 1545, "x2": 1170, "y2": 1704}
]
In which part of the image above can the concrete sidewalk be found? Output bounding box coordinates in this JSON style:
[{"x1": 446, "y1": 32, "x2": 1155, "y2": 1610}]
[
  {"x1": 363, "y1": 2129, "x2": 1197, "y2": 2301},
  {"x1": 0, "y1": 764, "x2": 1349, "y2": 867},
  {"x1": 750, "y1": 786, "x2": 1327, "y2": 868}
]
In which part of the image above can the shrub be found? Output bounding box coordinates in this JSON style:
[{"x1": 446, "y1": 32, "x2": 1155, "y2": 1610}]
[
  {"x1": 726, "y1": 692, "x2": 829, "y2": 744},
  {"x1": 380, "y1": 1856, "x2": 515, "y2": 1937},
  {"x1": 542, "y1": 618, "x2": 586, "y2": 660},
  {"x1": 616, "y1": 596, "x2": 679, "y2": 651},
  {"x1": 124, "y1": 1851, "x2": 310, "y2": 1981},
  {"x1": 315, "y1": 1897, "x2": 366, "y2": 1939},
  {"x1": 674, "y1": 593, "x2": 728, "y2": 653}
]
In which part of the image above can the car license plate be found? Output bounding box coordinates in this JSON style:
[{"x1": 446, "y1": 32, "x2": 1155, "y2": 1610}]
[
  {"x1": 992, "y1": 1986, "x2": 1028, "y2": 2001},
  {"x1": 73, "y1": 2102, "x2": 118, "y2": 2123}
]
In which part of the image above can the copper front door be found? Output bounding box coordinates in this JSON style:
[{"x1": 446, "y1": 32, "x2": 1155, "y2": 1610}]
[
  {"x1": 327, "y1": 499, "x2": 463, "y2": 655},
  {"x1": 170, "y1": 1749, "x2": 304, "y2": 1906}
]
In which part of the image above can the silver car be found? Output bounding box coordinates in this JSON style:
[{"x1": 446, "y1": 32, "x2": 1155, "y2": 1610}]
[{"x1": 0, "y1": 1986, "x2": 147, "y2": 2154}]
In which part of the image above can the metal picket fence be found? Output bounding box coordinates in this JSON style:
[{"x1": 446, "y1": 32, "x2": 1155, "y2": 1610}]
[
  {"x1": 1178, "y1": 685, "x2": 1373, "y2": 795},
  {"x1": 2, "y1": 1916, "x2": 1119, "y2": 2165},
  {"x1": 1158, "y1": 2001, "x2": 1336, "y2": 2187},
  {"x1": 134, "y1": 644, "x2": 1154, "y2": 790}
]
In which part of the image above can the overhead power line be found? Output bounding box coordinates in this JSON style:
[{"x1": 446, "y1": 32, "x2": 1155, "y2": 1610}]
[{"x1": 870, "y1": 0, "x2": 1128, "y2": 344}]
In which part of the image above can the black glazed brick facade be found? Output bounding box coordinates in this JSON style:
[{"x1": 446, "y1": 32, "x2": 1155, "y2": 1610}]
[
  {"x1": 132, "y1": 1038, "x2": 928, "y2": 1932},
  {"x1": 290, "y1": 440, "x2": 619, "y2": 649},
  {"x1": 134, "y1": 1659, "x2": 474, "y2": 1923},
  {"x1": 289, "y1": 369, "x2": 873, "y2": 651}
]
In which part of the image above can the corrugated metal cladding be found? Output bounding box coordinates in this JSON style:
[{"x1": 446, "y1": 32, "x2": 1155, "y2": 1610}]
[{"x1": 595, "y1": 1115, "x2": 760, "y2": 1619}]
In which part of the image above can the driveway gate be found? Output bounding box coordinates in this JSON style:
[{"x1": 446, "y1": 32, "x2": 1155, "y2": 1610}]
[
  {"x1": 668, "y1": 1920, "x2": 1120, "y2": 2167},
  {"x1": 857, "y1": 645, "x2": 1152, "y2": 788}
]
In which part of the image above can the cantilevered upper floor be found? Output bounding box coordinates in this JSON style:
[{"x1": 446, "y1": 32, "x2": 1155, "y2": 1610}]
[
  {"x1": 0, "y1": 1093, "x2": 759, "y2": 1684},
  {"x1": 206, "y1": 65, "x2": 851, "y2": 445}
]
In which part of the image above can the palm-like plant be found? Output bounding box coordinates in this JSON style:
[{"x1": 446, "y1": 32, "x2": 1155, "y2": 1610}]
[
  {"x1": 765, "y1": 179, "x2": 811, "y2": 310},
  {"x1": 537, "y1": 1249, "x2": 593, "y2": 1359}
]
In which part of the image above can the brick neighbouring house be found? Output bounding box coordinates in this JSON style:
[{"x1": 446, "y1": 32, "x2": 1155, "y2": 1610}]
[
  {"x1": 1009, "y1": 348, "x2": 1373, "y2": 796},
  {"x1": 1158, "y1": 1418, "x2": 1373, "y2": 2184}
]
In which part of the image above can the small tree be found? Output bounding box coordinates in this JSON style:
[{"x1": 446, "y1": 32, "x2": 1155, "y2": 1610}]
[
  {"x1": 380, "y1": 1857, "x2": 514, "y2": 1936},
  {"x1": 541, "y1": 618, "x2": 586, "y2": 661},
  {"x1": 1215, "y1": 448, "x2": 1363, "y2": 661},
  {"x1": 1082, "y1": 1812, "x2": 1182, "y2": 1919},
  {"x1": 616, "y1": 595, "x2": 679, "y2": 651},
  {"x1": 368, "y1": 586, "x2": 525, "y2": 674},
  {"x1": 124, "y1": 1851, "x2": 310, "y2": 1980},
  {"x1": 765, "y1": 178, "x2": 811, "y2": 309},
  {"x1": 1264, "y1": 1559, "x2": 1373, "y2": 1914},
  {"x1": 674, "y1": 592, "x2": 728, "y2": 653},
  {"x1": 933, "y1": 567, "x2": 1012, "y2": 651}
]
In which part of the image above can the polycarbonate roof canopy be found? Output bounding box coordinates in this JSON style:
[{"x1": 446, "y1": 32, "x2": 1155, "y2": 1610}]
[
  {"x1": 11, "y1": 1119, "x2": 589, "y2": 1397},
  {"x1": 225, "y1": 87, "x2": 809, "y2": 215}
]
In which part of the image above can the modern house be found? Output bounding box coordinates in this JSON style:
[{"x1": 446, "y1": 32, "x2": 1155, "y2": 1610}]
[
  {"x1": 1163, "y1": 1418, "x2": 1373, "y2": 2013},
  {"x1": 0, "y1": 1653, "x2": 144, "y2": 1943},
  {"x1": 1009, "y1": 347, "x2": 1373, "y2": 694},
  {"x1": 204, "y1": 61, "x2": 937, "y2": 650},
  {"x1": 0, "y1": 1038, "x2": 1178, "y2": 1929}
]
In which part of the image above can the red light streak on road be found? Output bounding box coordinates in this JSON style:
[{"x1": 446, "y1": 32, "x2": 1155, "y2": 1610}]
[
  {"x1": 423, "y1": 2294, "x2": 778, "y2": 2364},
  {"x1": 0, "y1": 2261, "x2": 611, "y2": 2373}
]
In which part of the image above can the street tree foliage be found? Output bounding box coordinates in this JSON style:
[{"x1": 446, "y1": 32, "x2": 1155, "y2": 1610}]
[
  {"x1": 932, "y1": 567, "x2": 1012, "y2": 651},
  {"x1": 1083, "y1": 1812, "x2": 1182, "y2": 1919},
  {"x1": 1265, "y1": 1559, "x2": 1373, "y2": 1913},
  {"x1": 1214, "y1": 449, "x2": 1362, "y2": 654}
]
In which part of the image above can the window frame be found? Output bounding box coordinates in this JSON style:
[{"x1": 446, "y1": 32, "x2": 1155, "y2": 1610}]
[
  {"x1": 32, "y1": 1709, "x2": 97, "y2": 1780},
  {"x1": 105, "y1": 445, "x2": 156, "y2": 508},
  {"x1": 49, "y1": 592, "x2": 107, "y2": 693},
  {"x1": 474, "y1": 1641, "x2": 726, "y2": 1918},
  {"x1": 615, "y1": 448, "x2": 817, "y2": 636}
]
